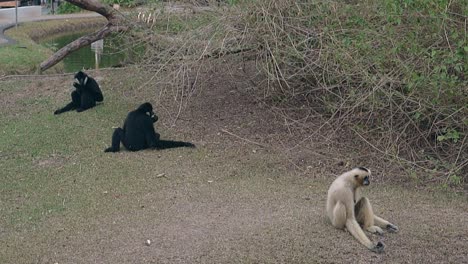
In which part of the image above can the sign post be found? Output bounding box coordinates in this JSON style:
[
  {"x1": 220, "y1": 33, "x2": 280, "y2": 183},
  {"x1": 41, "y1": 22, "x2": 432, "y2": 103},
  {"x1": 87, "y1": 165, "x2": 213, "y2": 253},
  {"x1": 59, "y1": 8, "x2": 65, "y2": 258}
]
[{"x1": 15, "y1": 0, "x2": 18, "y2": 29}]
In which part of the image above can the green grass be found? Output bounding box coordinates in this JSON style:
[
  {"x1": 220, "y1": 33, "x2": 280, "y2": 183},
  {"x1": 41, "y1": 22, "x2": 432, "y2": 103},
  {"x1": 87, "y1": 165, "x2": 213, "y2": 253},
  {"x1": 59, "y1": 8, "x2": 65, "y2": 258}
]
[
  {"x1": 0, "y1": 70, "x2": 208, "y2": 238},
  {"x1": 0, "y1": 33, "x2": 54, "y2": 75},
  {"x1": 0, "y1": 79, "x2": 132, "y2": 231},
  {"x1": 0, "y1": 18, "x2": 105, "y2": 75}
]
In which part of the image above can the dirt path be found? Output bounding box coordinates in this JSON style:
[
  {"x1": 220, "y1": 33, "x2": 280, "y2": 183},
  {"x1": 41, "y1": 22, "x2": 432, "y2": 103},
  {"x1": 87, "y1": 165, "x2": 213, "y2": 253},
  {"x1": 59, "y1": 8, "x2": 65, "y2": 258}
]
[{"x1": 0, "y1": 60, "x2": 467, "y2": 263}]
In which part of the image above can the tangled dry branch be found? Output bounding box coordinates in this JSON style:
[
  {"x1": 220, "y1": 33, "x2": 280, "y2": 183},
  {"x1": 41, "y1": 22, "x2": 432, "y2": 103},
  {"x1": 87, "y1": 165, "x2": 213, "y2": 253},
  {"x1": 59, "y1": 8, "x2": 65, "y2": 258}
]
[
  {"x1": 39, "y1": 0, "x2": 129, "y2": 73},
  {"x1": 244, "y1": 0, "x2": 467, "y2": 180}
]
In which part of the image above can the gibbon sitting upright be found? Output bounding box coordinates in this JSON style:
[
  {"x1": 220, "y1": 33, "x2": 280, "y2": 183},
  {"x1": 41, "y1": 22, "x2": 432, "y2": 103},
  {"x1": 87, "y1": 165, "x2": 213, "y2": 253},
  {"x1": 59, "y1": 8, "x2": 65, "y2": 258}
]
[
  {"x1": 104, "y1": 102, "x2": 195, "y2": 152},
  {"x1": 326, "y1": 167, "x2": 399, "y2": 253}
]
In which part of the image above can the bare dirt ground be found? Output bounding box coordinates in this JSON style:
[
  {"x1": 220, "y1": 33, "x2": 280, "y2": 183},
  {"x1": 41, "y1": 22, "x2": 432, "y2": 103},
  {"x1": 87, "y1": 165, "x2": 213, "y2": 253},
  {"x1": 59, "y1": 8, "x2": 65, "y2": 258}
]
[{"x1": 1, "y1": 58, "x2": 467, "y2": 263}]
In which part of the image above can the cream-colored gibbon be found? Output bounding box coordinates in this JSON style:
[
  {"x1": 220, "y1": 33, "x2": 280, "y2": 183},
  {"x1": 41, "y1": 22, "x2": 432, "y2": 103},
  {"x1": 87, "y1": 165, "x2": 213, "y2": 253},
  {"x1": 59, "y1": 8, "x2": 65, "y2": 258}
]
[{"x1": 326, "y1": 167, "x2": 399, "y2": 253}]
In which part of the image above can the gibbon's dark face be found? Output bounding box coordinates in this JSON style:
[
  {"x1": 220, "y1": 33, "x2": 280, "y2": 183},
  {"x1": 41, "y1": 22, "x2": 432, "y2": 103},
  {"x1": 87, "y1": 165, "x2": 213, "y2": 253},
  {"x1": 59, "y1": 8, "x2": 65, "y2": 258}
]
[
  {"x1": 355, "y1": 174, "x2": 370, "y2": 186},
  {"x1": 74, "y1": 71, "x2": 87, "y2": 86},
  {"x1": 354, "y1": 167, "x2": 370, "y2": 186},
  {"x1": 149, "y1": 111, "x2": 158, "y2": 123},
  {"x1": 138, "y1": 102, "x2": 158, "y2": 123},
  {"x1": 363, "y1": 176, "x2": 370, "y2": 185}
]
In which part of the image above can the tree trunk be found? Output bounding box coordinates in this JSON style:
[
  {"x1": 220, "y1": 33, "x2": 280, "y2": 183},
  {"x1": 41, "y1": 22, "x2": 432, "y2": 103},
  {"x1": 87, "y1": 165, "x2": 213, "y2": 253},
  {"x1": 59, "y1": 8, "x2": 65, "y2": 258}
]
[{"x1": 39, "y1": 0, "x2": 129, "y2": 73}]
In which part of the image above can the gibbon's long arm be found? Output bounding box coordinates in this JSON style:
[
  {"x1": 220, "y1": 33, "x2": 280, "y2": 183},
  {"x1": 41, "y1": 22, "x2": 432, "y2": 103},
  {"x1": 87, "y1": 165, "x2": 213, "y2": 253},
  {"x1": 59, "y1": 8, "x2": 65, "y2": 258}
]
[
  {"x1": 344, "y1": 199, "x2": 374, "y2": 249},
  {"x1": 89, "y1": 79, "x2": 103, "y2": 102},
  {"x1": 346, "y1": 219, "x2": 374, "y2": 249}
]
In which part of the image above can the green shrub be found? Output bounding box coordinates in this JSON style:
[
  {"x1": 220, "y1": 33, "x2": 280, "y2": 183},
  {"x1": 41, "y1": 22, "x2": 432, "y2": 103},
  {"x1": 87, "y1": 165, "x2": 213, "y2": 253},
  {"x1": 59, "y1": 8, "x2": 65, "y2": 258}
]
[
  {"x1": 56, "y1": 1, "x2": 82, "y2": 14},
  {"x1": 244, "y1": 0, "x2": 467, "y2": 177}
]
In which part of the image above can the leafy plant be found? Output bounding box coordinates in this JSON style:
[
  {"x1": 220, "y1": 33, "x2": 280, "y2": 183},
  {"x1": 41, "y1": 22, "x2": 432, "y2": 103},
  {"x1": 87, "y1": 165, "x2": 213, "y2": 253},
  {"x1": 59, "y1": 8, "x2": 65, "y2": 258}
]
[
  {"x1": 56, "y1": 1, "x2": 82, "y2": 14},
  {"x1": 448, "y1": 174, "x2": 462, "y2": 186},
  {"x1": 437, "y1": 129, "x2": 462, "y2": 143}
]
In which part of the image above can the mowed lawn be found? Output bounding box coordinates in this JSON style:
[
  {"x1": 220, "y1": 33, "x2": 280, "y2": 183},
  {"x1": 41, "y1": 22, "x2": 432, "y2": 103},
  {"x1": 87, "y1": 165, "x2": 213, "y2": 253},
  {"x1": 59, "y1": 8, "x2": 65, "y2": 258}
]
[{"x1": 0, "y1": 73, "x2": 197, "y2": 261}]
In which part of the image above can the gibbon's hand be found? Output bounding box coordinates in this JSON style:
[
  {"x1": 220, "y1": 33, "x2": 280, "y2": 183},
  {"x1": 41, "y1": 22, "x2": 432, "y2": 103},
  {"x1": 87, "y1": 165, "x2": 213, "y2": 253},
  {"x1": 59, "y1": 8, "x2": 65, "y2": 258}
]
[
  {"x1": 370, "y1": 241, "x2": 385, "y2": 253},
  {"x1": 387, "y1": 224, "x2": 399, "y2": 233}
]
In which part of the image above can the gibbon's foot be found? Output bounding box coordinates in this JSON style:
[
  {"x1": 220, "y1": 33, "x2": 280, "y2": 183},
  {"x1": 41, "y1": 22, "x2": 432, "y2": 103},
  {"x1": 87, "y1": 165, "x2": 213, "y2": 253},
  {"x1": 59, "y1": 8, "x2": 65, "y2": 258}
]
[
  {"x1": 367, "y1": 226, "x2": 384, "y2": 235},
  {"x1": 104, "y1": 147, "x2": 118, "y2": 153},
  {"x1": 387, "y1": 224, "x2": 399, "y2": 233},
  {"x1": 370, "y1": 241, "x2": 385, "y2": 253}
]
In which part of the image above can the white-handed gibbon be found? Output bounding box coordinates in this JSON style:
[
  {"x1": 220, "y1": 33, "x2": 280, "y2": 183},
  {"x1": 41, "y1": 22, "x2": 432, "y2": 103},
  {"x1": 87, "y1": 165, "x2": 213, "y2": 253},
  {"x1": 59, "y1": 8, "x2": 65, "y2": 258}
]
[
  {"x1": 326, "y1": 167, "x2": 399, "y2": 253},
  {"x1": 54, "y1": 71, "x2": 103, "y2": 115},
  {"x1": 104, "y1": 102, "x2": 195, "y2": 152}
]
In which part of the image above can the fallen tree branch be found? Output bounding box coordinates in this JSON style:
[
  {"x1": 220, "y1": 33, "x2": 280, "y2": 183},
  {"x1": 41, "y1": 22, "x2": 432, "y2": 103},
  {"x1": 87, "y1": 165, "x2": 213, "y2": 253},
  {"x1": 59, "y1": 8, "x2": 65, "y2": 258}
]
[{"x1": 39, "y1": 0, "x2": 129, "y2": 73}]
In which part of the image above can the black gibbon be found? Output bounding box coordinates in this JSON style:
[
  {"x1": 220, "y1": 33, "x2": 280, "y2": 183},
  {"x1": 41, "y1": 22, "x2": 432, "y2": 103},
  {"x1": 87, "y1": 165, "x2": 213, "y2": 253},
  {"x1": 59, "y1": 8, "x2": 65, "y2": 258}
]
[
  {"x1": 104, "y1": 102, "x2": 195, "y2": 152},
  {"x1": 326, "y1": 167, "x2": 399, "y2": 253},
  {"x1": 54, "y1": 71, "x2": 103, "y2": 115}
]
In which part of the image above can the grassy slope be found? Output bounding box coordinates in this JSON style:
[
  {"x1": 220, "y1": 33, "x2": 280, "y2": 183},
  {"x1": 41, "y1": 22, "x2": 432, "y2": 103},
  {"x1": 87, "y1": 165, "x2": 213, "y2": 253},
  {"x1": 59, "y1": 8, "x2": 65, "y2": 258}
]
[
  {"x1": 0, "y1": 18, "x2": 105, "y2": 75},
  {"x1": 0, "y1": 32, "x2": 54, "y2": 75}
]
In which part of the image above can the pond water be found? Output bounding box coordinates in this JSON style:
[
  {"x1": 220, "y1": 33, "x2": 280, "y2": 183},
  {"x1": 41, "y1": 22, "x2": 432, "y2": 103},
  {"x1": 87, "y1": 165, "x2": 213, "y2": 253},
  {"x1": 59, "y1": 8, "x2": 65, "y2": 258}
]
[{"x1": 41, "y1": 31, "x2": 140, "y2": 72}]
